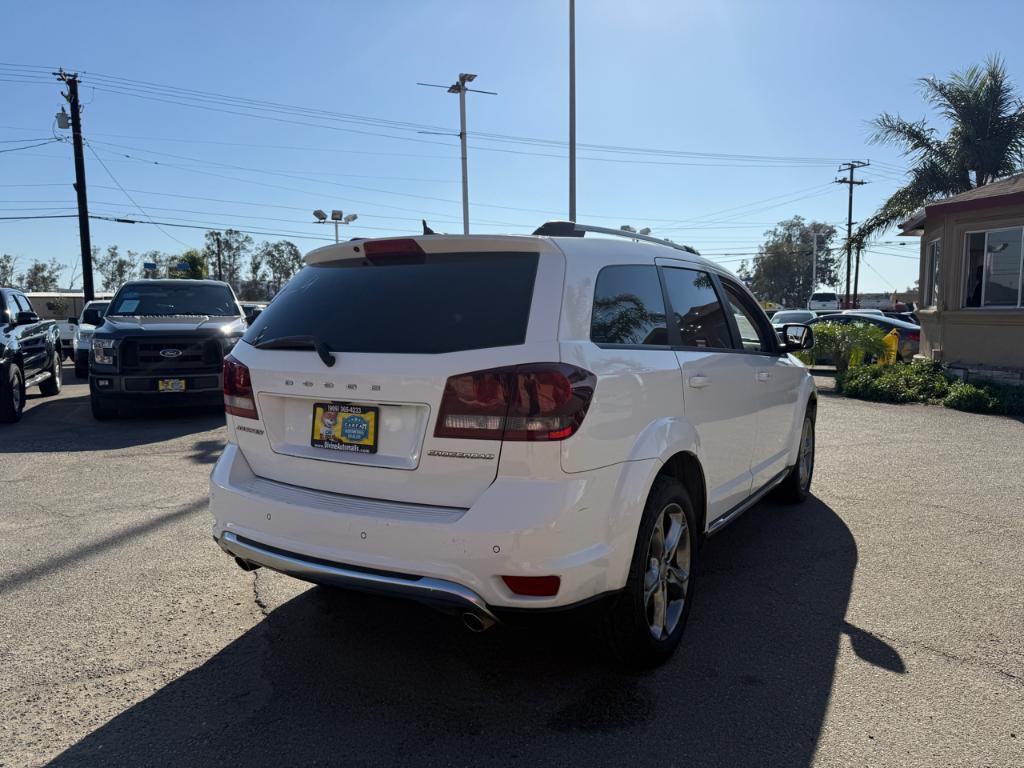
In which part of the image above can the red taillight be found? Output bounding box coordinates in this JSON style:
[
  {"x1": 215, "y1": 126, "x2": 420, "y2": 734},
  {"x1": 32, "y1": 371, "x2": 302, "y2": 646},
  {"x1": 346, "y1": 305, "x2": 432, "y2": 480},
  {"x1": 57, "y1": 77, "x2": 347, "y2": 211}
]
[
  {"x1": 434, "y1": 363, "x2": 595, "y2": 442},
  {"x1": 223, "y1": 355, "x2": 258, "y2": 419},
  {"x1": 502, "y1": 575, "x2": 561, "y2": 597},
  {"x1": 906, "y1": 331, "x2": 920, "y2": 342}
]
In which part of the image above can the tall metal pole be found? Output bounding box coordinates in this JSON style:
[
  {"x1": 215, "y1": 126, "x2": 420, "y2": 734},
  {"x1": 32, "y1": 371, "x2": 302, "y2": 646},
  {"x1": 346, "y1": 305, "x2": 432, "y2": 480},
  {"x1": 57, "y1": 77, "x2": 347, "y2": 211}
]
[
  {"x1": 416, "y1": 75, "x2": 494, "y2": 236},
  {"x1": 458, "y1": 84, "x2": 469, "y2": 235},
  {"x1": 569, "y1": 0, "x2": 576, "y2": 222},
  {"x1": 333, "y1": 220, "x2": 339, "y2": 244},
  {"x1": 56, "y1": 71, "x2": 94, "y2": 302}
]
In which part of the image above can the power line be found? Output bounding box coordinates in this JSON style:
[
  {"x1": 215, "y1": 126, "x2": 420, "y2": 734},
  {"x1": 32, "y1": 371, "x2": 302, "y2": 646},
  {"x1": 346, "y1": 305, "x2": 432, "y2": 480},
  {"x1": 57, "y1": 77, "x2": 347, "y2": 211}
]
[
  {"x1": 0, "y1": 139, "x2": 60, "y2": 154},
  {"x1": 83, "y1": 138, "x2": 189, "y2": 247}
]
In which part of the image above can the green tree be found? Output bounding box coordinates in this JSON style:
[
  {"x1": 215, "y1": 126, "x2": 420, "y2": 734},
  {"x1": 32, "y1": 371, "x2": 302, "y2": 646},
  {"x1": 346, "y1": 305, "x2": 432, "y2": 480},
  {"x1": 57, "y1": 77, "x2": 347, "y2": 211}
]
[
  {"x1": 203, "y1": 230, "x2": 252, "y2": 290},
  {"x1": 167, "y1": 248, "x2": 208, "y2": 279},
  {"x1": 859, "y1": 55, "x2": 1024, "y2": 239},
  {"x1": 0, "y1": 254, "x2": 17, "y2": 286},
  {"x1": 18, "y1": 258, "x2": 65, "y2": 292},
  {"x1": 240, "y1": 246, "x2": 268, "y2": 300},
  {"x1": 740, "y1": 216, "x2": 839, "y2": 307},
  {"x1": 94, "y1": 245, "x2": 137, "y2": 291},
  {"x1": 260, "y1": 240, "x2": 304, "y2": 294}
]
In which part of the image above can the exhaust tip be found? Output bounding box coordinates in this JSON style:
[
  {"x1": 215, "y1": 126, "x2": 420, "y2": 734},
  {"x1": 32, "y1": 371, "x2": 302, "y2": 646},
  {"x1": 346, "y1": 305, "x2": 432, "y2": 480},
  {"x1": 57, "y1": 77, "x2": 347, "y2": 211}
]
[
  {"x1": 234, "y1": 557, "x2": 261, "y2": 572},
  {"x1": 461, "y1": 611, "x2": 494, "y2": 633}
]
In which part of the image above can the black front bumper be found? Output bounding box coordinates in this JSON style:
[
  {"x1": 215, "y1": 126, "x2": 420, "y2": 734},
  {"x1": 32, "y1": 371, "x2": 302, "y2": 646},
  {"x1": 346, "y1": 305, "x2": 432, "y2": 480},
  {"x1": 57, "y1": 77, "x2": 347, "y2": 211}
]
[{"x1": 90, "y1": 372, "x2": 223, "y2": 408}]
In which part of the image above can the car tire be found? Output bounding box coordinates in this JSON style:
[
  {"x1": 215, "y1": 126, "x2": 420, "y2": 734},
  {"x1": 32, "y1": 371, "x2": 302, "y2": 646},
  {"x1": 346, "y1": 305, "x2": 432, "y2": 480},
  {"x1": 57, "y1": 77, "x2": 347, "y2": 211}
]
[
  {"x1": 39, "y1": 350, "x2": 62, "y2": 397},
  {"x1": 90, "y1": 392, "x2": 116, "y2": 421},
  {"x1": 602, "y1": 476, "x2": 698, "y2": 669},
  {"x1": 776, "y1": 405, "x2": 815, "y2": 503},
  {"x1": 0, "y1": 364, "x2": 25, "y2": 423}
]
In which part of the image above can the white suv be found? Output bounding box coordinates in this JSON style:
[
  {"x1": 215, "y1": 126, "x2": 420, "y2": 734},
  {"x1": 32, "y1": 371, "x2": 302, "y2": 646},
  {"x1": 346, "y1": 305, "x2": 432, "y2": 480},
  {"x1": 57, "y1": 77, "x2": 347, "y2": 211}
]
[{"x1": 209, "y1": 224, "x2": 817, "y2": 666}]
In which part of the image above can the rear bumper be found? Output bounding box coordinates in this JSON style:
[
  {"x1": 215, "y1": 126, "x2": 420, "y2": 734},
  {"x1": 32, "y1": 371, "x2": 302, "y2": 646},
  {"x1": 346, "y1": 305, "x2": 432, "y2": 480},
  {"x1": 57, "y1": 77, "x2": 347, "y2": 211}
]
[
  {"x1": 210, "y1": 443, "x2": 658, "y2": 610},
  {"x1": 217, "y1": 531, "x2": 498, "y2": 627}
]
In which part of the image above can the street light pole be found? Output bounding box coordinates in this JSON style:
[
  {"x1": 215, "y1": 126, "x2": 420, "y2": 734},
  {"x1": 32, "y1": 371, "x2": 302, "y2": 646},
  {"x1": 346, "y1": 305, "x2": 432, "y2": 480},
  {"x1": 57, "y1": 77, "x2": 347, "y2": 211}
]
[
  {"x1": 416, "y1": 74, "x2": 496, "y2": 236},
  {"x1": 569, "y1": 0, "x2": 576, "y2": 222},
  {"x1": 458, "y1": 81, "x2": 469, "y2": 235}
]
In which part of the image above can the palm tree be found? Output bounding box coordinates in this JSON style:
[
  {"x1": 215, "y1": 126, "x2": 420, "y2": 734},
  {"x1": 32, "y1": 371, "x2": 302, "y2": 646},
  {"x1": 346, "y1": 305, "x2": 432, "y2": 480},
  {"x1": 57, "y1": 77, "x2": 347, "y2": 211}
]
[{"x1": 858, "y1": 56, "x2": 1024, "y2": 240}]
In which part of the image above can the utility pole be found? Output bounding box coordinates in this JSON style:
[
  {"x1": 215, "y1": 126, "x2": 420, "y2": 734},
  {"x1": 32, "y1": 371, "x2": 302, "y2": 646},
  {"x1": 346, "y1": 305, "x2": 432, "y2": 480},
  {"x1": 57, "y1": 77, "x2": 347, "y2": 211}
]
[
  {"x1": 215, "y1": 233, "x2": 223, "y2": 282},
  {"x1": 853, "y1": 240, "x2": 862, "y2": 308},
  {"x1": 54, "y1": 70, "x2": 94, "y2": 302},
  {"x1": 569, "y1": 0, "x2": 576, "y2": 222},
  {"x1": 811, "y1": 231, "x2": 819, "y2": 297},
  {"x1": 834, "y1": 161, "x2": 869, "y2": 308},
  {"x1": 417, "y1": 75, "x2": 496, "y2": 235}
]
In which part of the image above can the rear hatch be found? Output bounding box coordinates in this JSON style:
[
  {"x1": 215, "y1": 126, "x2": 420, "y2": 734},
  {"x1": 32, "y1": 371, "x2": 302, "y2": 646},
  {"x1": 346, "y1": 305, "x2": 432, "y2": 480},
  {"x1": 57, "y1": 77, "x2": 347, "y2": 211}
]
[{"x1": 228, "y1": 236, "x2": 565, "y2": 509}]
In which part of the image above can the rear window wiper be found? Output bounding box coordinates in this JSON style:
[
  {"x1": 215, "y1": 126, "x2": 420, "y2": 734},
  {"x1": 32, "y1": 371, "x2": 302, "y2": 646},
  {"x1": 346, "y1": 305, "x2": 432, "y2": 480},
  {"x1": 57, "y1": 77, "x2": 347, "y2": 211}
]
[{"x1": 252, "y1": 334, "x2": 336, "y2": 367}]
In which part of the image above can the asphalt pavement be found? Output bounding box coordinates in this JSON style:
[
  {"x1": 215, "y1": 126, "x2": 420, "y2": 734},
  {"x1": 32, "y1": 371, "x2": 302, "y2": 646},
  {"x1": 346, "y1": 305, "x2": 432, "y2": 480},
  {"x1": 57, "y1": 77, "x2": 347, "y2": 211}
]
[{"x1": 0, "y1": 367, "x2": 1021, "y2": 767}]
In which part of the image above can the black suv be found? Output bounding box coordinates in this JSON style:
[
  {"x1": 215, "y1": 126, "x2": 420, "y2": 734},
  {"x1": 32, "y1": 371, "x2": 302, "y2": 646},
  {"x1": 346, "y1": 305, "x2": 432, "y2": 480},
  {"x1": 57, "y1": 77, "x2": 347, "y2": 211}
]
[{"x1": 89, "y1": 279, "x2": 245, "y2": 420}]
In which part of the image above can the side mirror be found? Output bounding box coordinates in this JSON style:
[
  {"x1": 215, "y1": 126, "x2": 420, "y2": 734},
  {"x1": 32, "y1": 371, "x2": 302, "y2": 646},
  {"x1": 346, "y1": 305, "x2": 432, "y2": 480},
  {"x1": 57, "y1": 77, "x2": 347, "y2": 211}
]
[
  {"x1": 782, "y1": 323, "x2": 814, "y2": 351},
  {"x1": 15, "y1": 311, "x2": 39, "y2": 326},
  {"x1": 81, "y1": 309, "x2": 104, "y2": 326},
  {"x1": 68, "y1": 316, "x2": 79, "y2": 325}
]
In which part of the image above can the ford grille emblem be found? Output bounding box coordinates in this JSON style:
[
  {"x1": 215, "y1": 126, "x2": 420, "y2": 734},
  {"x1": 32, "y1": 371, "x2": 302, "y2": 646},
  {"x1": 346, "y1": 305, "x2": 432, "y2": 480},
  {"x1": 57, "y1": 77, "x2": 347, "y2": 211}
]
[{"x1": 159, "y1": 348, "x2": 183, "y2": 359}]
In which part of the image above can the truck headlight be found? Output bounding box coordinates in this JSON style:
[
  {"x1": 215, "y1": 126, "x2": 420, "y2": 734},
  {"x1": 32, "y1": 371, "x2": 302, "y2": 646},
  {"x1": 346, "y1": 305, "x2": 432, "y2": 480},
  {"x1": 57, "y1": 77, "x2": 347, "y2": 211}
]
[
  {"x1": 221, "y1": 333, "x2": 244, "y2": 353},
  {"x1": 92, "y1": 339, "x2": 116, "y2": 365}
]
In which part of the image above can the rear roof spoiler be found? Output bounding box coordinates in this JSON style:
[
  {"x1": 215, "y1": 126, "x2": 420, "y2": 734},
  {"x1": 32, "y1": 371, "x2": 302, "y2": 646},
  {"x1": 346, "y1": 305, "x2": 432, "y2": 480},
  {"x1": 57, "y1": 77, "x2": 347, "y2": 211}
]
[{"x1": 532, "y1": 221, "x2": 700, "y2": 256}]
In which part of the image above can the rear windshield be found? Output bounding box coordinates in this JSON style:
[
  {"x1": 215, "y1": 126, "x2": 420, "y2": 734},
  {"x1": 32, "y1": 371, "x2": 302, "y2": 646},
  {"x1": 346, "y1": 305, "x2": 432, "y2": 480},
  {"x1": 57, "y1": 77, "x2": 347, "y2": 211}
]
[
  {"x1": 244, "y1": 251, "x2": 539, "y2": 354},
  {"x1": 811, "y1": 293, "x2": 837, "y2": 301},
  {"x1": 108, "y1": 284, "x2": 238, "y2": 317}
]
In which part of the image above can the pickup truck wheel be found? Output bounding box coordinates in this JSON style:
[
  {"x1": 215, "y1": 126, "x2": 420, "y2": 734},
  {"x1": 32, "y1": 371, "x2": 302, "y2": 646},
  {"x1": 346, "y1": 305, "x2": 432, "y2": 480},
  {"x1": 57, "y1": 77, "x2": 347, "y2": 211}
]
[
  {"x1": 603, "y1": 476, "x2": 697, "y2": 669},
  {"x1": 776, "y1": 408, "x2": 815, "y2": 503},
  {"x1": 39, "y1": 350, "x2": 62, "y2": 396},
  {"x1": 90, "y1": 392, "x2": 116, "y2": 421},
  {"x1": 0, "y1": 364, "x2": 25, "y2": 423}
]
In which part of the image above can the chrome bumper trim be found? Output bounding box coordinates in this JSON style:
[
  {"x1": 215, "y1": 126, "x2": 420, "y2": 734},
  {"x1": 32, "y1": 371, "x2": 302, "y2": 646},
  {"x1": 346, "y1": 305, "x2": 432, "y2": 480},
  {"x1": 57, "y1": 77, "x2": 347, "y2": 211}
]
[{"x1": 217, "y1": 531, "x2": 498, "y2": 625}]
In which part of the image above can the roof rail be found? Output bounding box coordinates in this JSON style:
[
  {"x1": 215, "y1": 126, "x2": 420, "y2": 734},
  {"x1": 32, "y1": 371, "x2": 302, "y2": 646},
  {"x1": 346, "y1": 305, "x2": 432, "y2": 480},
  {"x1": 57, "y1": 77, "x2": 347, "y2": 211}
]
[{"x1": 532, "y1": 221, "x2": 700, "y2": 255}]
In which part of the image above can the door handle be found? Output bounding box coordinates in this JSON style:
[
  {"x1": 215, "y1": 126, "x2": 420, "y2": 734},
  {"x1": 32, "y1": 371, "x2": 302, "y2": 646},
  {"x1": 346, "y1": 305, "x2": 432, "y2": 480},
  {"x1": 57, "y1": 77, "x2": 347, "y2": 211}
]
[
  {"x1": 757, "y1": 370, "x2": 771, "y2": 382},
  {"x1": 687, "y1": 375, "x2": 711, "y2": 389}
]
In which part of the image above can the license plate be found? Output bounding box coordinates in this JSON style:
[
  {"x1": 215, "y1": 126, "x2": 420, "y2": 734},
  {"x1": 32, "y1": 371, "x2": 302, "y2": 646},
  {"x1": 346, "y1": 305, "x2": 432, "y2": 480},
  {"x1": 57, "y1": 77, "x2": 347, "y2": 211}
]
[
  {"x1": 158, "y1": 378, "x2": 187, "y2": 393},
  {"x1": 311, "y1": 402, "x2": 378, "y2": 454}
]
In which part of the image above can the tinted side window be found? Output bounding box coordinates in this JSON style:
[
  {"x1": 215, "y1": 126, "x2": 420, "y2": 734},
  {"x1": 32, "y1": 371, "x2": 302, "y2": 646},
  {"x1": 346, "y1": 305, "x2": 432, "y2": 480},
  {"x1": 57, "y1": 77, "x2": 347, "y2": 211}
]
[
  {"x1": 661, "y1": 267, "x2": 733, "y2": 349},
  {"x1": 14, "y1": 294, "x2": 32, "y2": 313},
  {"x1": 722, "y1": 282, "x2": 771, "y2": 353},
  {"x1": 2, "y1": 293, "x2": 17, "y2": 322},
  {"x1": 590, "y1": 265, "x2": 668, "y2": 346}
]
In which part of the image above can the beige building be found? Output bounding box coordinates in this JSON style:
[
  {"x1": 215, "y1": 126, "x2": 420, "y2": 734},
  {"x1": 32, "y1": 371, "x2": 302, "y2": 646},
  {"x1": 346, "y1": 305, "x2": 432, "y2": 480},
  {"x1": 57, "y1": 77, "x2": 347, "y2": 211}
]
[{"x1": 900, "y1": 174, "x2": 1024, "y2": 381}]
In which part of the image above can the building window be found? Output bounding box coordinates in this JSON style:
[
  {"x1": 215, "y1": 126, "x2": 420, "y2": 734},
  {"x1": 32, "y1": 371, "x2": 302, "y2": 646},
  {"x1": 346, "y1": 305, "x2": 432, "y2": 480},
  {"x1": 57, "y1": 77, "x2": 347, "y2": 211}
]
[
  {"x1": 963, "y1": 228, "x2": 1024, "y2": 308},
  {"x1": 924, "y1": 240, "x2": 941, "y2": 307}
]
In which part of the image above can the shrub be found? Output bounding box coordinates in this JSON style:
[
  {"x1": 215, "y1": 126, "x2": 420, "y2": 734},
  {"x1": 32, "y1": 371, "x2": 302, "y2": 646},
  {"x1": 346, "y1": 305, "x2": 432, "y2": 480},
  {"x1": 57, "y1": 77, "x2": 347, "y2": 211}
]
[
  {"x1": 943, "y1": 381, "x2": 996, "y2": 413},
  {"x1": 943, "y1": 380, "x2": 1024, "y2": 416},
  {"x1": 840, "y1": 361, "x2": 950, "y2": 403},
  {"x1": 810, "y1": 322, "x2": 888, "y2": 375},
  {"x1": 836, "y1": 360, "x2": 1024, "y2": 417}
]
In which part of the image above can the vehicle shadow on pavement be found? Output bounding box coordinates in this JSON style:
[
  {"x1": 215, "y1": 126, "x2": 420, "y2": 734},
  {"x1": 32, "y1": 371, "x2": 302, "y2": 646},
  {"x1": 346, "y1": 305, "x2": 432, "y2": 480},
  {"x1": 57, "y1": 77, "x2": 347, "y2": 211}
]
[
  {"x1": 3, "y1": 395, "x2": 224, "y2": 453},
  {"x1": 49, "y1": 497, "x2": 888, "y2": 768}
]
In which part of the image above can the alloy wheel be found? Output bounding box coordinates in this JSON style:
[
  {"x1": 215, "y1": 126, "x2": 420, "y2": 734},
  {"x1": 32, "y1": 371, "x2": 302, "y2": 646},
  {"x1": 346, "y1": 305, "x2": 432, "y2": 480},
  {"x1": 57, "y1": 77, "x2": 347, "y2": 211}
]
[
  {"x1": 643, "y1": 502, "x2": 691, "y2": 640},
  {"x1": 798, "y1": 417, "x2": 815, "y2": 489},
  {"x1": 12, "y1": 372, "x2": 22, "y2": 413}
]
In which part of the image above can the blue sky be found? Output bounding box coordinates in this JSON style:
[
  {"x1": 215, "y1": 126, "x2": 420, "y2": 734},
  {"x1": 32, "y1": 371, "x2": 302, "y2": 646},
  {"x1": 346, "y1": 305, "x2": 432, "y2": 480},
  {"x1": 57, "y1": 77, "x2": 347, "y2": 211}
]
[{"x1": 3, "y1": 0, "x2": 1022, "y2": 294}]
